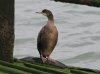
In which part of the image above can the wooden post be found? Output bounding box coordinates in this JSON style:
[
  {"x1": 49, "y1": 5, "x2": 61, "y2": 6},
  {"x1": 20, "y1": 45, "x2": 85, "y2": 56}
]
[{"x1": 0, "y1": 0, "x2": 14, "y2": 62}]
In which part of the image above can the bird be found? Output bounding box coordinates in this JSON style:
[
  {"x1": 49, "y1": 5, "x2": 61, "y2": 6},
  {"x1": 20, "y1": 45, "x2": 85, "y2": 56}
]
[{"x1": 36, "y1": 9, "x2": 58, "y2": 63}]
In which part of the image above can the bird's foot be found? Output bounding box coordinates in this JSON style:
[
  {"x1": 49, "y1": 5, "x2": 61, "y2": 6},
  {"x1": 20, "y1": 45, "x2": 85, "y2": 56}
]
[
  {"x1": 47, "y1": 57, "x2": 53, "y2": 62},
  {"x1": 40, "y1": 56, "x2": 47, "y2": 63},
  {"x1": 45, "y1": 57, "x2": 55, "y2": 63}
]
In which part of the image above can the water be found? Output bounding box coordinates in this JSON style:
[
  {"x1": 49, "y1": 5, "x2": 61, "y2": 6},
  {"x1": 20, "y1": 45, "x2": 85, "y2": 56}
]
[{"x1": 15, "y1": 0, "x2": 100, "y2": 70}]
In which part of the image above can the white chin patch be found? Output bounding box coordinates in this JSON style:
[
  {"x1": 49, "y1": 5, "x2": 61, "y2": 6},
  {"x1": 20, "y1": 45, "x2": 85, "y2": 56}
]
[{"x1": 43, "y1": 13, "x2": 47, "y2": 16}]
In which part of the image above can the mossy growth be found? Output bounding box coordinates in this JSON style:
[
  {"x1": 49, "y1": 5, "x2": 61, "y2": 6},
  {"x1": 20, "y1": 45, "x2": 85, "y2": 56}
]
[{"x1": 0, "y1": 58, "x2": 99, "y2": 74}]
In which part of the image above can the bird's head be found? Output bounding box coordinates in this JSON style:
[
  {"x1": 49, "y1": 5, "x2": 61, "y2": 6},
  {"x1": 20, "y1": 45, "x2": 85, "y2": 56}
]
[{"x1": 36, "y1": 9, "x2": 53, "y2": 19}]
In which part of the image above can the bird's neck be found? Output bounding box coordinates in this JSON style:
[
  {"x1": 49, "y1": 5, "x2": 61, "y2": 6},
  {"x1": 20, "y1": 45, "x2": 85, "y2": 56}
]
[
  {"x1": 47, "y1": 15, "x2": 54, "y2": 25},
  {"x1": 48, "y1": 14, "x2": 54, "y2": 20},
  {"x1": 47, "y1": 19, "x2": 54, "y2": 25}
]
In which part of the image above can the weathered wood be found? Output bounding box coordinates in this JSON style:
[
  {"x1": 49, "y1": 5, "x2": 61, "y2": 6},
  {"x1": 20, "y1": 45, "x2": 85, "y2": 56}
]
[
  {"x1": 53, "y1": 0, "x2": 100, "y2": 7},
  {"x1": 0, "y1": 0, "x2": 14, "y2": 62}
]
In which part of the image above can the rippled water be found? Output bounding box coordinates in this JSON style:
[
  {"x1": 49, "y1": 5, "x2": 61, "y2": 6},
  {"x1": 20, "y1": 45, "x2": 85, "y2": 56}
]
[{"x1": 15, "y1": 0, "x2": 100, "y2": 70}]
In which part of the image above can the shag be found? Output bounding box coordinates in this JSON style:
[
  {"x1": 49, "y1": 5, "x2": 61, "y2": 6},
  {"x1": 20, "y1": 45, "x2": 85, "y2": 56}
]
[{"x1": 36, "y1": 9, "x2": 58, "y2": 63}]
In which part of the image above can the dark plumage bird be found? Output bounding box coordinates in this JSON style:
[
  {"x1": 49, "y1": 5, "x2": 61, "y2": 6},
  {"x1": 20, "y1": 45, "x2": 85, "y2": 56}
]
[{"x1": 36, "y1": 9, "x2": 58, "y2": 63}]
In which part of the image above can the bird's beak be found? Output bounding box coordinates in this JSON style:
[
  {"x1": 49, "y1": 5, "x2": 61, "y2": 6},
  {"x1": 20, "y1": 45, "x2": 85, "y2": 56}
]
[
  {"x1": 36, "y1": 12, "x2": 42, "y2": 14},
  {"x1": 36, "y1": 12, "x2": 47, "y2": 16}
]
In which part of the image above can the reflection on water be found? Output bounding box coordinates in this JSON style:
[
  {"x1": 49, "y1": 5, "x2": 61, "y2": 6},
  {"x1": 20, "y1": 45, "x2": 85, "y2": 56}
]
[{"x1": 15, "y1": 0, "x2": 100, "y2": 70}]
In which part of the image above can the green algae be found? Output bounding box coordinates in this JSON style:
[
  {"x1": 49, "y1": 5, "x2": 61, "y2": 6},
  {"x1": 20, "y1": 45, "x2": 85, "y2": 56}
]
[{"x1": 0, "y1": 59, "x2": 99, "y2": 74}]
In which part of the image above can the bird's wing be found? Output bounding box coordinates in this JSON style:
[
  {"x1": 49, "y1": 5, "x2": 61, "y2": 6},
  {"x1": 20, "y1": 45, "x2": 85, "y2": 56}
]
[
  {"x1": 37, "y1": 25, "x2": 58, "y2": 54},
  {"x1": 37, "y1": 26, "x2": 47, "y2": 52}
]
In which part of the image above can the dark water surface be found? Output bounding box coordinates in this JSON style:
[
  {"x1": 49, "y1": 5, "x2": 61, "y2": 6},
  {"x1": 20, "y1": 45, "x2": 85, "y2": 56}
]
[{"x1": 15, "y1": 0, "x2": 100, "y2": 70}]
